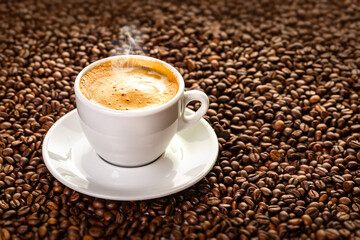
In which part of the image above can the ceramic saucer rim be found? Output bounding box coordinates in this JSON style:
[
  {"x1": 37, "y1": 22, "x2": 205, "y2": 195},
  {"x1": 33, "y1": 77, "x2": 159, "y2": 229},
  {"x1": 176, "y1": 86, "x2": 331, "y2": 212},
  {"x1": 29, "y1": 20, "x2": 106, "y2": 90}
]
[{"x1": 42, "y1": 109, "x2": 218, "y2": 200}]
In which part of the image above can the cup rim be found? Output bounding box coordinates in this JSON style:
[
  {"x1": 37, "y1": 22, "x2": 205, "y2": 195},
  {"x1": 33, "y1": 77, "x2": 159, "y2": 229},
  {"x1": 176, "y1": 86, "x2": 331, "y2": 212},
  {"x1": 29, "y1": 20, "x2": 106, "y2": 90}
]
[{"x1": 74, "y1": 55, "x2": 184, "y2": 116}]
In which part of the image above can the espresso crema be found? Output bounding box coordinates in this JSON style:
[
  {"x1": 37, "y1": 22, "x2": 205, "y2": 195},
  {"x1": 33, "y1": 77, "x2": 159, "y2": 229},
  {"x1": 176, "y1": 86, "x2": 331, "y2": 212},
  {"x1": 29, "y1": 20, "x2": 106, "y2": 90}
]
[{"x1": 79, "y1": 59, "x2": 178, "y2": 111}]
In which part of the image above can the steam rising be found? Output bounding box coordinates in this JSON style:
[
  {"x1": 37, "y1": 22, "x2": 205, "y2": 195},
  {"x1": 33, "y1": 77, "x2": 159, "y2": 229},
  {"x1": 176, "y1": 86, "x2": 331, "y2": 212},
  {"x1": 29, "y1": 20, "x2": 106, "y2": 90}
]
[
  {"x1": 121, "y1": 26, "x2": 144, "y2": 56},
  {"x1": 111, "y1": 26, "x2": 146, "y2": 73}
]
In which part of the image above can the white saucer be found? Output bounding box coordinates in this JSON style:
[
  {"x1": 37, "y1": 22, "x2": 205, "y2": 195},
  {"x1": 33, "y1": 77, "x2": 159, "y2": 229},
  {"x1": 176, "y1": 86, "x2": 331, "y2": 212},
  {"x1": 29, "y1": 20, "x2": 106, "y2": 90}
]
[{"x1": 42, "y1": 109, "x2": 218, "y2": 200}]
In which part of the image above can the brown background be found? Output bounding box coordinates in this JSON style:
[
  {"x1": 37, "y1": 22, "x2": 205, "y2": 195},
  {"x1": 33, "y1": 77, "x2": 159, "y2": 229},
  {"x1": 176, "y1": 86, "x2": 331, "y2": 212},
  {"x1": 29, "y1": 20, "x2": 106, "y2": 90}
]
[{"x1": 0, "y1": 0, "x2": 360, "y2": 239}]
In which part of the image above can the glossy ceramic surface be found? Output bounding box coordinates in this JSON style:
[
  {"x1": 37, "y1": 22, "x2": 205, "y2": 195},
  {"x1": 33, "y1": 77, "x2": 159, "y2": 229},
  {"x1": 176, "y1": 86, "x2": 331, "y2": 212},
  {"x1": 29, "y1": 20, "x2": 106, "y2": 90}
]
[
  {"x1": 75, "y1": 55, "x2": 209, "y2": 167},
  {"x1": 42, "y1": 109, "x2": 218, "y2": 200}
]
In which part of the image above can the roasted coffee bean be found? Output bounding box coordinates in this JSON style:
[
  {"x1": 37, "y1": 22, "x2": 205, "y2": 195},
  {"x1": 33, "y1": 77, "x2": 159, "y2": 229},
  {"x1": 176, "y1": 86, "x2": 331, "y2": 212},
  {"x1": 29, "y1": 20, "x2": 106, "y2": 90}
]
[
  {"x1": 273, "y1": 120, "x2": 285, "y2": 131},
  {"x1": 309, "y1": 95, "x2": 320, "y2": 104},
  {"x1": 279, "y1": 211, "x2": 289, "y2": 222},
  {"x1": 308, "y1": 190, "x2": 319, "y2": 200},
  {"x1": 337, "y1": 204, "x2": 350, "y2": 213},
  {"x1": 305, "y1": 207, "x2": 319, "y2": 218},
  {"x1": 255, "y1": 214, "x2": 269, "y2": 225},
  {"x1": 17, "y1": 206, "x2": 30, "y2": 216},
  {"x1": 301, "y1": 214, "x2": 312, "y2": 225},
  {"x1": 337, "y1": 212, "x2": 350, "y2": 221},
  {"x1": 206, "y1": 197, "x2": 221, "y2": 206},
  {"x1": 339, "y1": 197, "x2": 351, "y2": 205},
  {"x1": 352, "y1": 203, "x2": 360, "y2": 212},
  {"x1": 326, "y1": 229, "x2": 341, "y2": 240},
  {"x1": 92, "y1": 199, "x2": 104, "y2": 209},
  {"x1": 186, "y1": 214, "x2": 199, "y2": 225},
  {"x1": 269, "y1": 150, "x2": 281, "y2": 162},
  {"x1": 88, "y1": 226, "x2": 103, "y2": 238},
  {"x1": 316, "y1": 229, "x2": 326, "y2": 240},
  {"x1": 268, "y1": 205, "x2": 281, "y2": 214}
]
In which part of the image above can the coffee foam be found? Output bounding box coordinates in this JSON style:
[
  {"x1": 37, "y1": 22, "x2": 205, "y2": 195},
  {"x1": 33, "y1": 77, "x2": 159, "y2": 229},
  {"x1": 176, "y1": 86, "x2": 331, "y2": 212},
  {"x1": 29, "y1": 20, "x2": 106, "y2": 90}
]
[{"x1": 79, "y1": 58, "x2": 179, "y2": 111}]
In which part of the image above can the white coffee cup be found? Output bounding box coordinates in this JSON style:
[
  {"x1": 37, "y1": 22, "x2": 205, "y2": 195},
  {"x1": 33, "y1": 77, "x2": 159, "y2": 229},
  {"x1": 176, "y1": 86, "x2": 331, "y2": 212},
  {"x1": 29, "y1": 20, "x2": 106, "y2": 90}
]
[{"x1": 74, "y1": 55, "x2": 209, "y2": 167}]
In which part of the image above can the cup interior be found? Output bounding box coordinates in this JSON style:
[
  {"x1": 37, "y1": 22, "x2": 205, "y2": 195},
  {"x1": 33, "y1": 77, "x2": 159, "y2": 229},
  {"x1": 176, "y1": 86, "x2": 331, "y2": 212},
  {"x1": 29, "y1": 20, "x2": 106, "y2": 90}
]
[{"x1": 74, "y1": 55, "x2": 185, "y2": 114}]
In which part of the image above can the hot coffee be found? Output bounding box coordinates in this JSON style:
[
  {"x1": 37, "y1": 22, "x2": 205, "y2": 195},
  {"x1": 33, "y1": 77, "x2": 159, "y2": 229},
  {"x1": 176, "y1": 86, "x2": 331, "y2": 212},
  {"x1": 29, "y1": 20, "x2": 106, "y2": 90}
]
[
  {"x1": 75, "y1": 55, "x2": 209, "y2": 166},
  {"x1": 79, "y1": 58, "x2": 178, "y2": 111}
]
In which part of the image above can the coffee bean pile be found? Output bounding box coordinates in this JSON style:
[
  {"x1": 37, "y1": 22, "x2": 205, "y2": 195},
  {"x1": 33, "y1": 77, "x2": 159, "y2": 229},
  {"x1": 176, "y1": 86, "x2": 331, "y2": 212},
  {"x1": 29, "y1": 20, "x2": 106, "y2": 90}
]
[{"x1": 1, "y1": 0, "x2": 360, "y2": 239}]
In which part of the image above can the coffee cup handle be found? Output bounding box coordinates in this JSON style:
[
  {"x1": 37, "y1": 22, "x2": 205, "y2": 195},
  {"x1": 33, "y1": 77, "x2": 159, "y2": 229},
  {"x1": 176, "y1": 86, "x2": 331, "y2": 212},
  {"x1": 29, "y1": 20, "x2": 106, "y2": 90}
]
[{"x1": 177, "y1": 90, "x2": 209, "y2": 132}]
